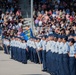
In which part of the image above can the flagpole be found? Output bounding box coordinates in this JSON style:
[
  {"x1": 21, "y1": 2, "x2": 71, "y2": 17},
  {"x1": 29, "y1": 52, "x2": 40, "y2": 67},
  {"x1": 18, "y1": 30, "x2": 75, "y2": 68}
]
[{"x1": 31, "y1": 0, "x2": 33, "y2": 32}]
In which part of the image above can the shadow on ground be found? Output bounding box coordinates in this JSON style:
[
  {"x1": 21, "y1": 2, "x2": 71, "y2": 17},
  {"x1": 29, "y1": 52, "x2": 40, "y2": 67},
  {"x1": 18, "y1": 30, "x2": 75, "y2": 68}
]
[
  {"x1": 21, "y1": 74, "x2": 47, "y2": 75},
  {"x1": 0, "y1": 46, "x2": 3, "y2": 51}
]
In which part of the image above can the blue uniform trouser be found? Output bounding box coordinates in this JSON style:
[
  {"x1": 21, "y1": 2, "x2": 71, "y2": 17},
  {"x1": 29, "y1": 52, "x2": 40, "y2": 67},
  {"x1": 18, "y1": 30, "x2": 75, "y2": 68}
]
[
  {"x1": 27, "y1": 46, "x2": 29, "y2": 60},
  {"x1": 16, "y1": 47, "x2": 19, "y2": 61},
  {"x1": 46, "y1": 51, "x2": 49, "y2": 72},
  {"x1": 52, "y1": 52, "x2": 57, "y2": 75},
  {"x1": 30, "y1": 47, "x2": 34, "y2": 62},
  {"x1": 4, "y1": 45, "x2": 9, "y2": 54},
  {"x1": 69, "y1": 57, "x2": 75, "y2": 75},
  {"x1": 32, "y1": 48, "x2": 35, "y2": 62},
  {"x1": 14, "y1": 47, "x2": 17, "y2": 60},
  {"x1": 51, "y1": 52, "x2": 55, "y2": 74},
  {"x1": 55, "y1": 53, "x2": 59, "y2": 75},
  {"x1": 42, "y1": 50, "x2": 47, "y2": 70},
  {"x1": 58, "y1": 54, "x2": 64, "y2": 75},
  {"x1": 18, "y1": 48, "x2": 22, "y2": 62},
  {"x1": 51, "y1": 52, "x2": 53, "y2": 73},
  {"x1": 0, "y1": 28, "x2": 2, "y2": 36},
  {"x1": 21, "y1": 49, "x2": 27, "y2": 64},
  {"x1": 3, "y1": 44, "x2": 7, "y2": 54},
  {"x1": 28, "y1": 46, "x2": 31, "y2": 60},
  {"x1": 75, "y1": 59, "x2": 76, "y2": 75},
  {"x1": 63, "y1": 54, "x2": 70, "y2": 75},
  {"x1": 46, "y1": 50, "x2": 51, "y2": 73},
  {"x1": 11, "y1": 46, "x2": 14, "y2": 59},
  {"x1": 5, "y1": 45, "x2": 9, "y2": 54},
  {"x1": 13, "y1": 47, "x2": 15, "y2": 59},
  {"x1": 38, "y1": 50, "x2": 42, "y2": 63},
  {"x1": 33, "y1": 48, "x2": 38, "y2": 63},
  {"x1": 29, "y1": 47, "x2": 33, "y2": 61},
  {"x1": 7, "y1": 46, "x2": 10, "y2": 54}
]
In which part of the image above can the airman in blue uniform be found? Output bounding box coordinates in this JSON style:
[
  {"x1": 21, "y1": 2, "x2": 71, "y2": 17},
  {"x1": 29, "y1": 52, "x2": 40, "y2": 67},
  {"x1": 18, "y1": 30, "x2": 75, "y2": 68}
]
[
  {"x1": 36, "y1": 38, "x2": 42, "y2": 64},
  {"x1": 57, "y1": 35, "x2": 64, "y2": 75},
  {"x1": 21, "y1": 38, "x2": 28, "y2": 64},
  {"x1": 46, "y1": 34, "x2": 54, "y2": 74},
  {"x1": 68, "y1": 38, "x2": 76, "y2": 75},
  {"x1": 41, "y1": 35, "x2": 47, "y2": 71},
  {"x1": 10, "y1": 36, "x2": 14, "y2": 59},
  {"x1": 62, "y1": 35, "x2": 70, "y2": 75}
]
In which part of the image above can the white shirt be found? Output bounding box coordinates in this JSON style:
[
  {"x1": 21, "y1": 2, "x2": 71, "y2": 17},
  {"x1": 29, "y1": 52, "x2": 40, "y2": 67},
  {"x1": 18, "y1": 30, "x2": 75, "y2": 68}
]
[
  {"x1": 51, "y1": 41, "x2": 56, "y2": 53},
  {"x1": 22, "y1": 43, "x2": 27, "y2": 49},
  {"x1": 10, "y1": 40, "x2": 13, "y2": 46},
  {"x1": 30, "y1": 41, "x2": 35, "y2": 48},
  {"x1": 58, "y1": 42, "x2": 64, "y2": 54},
  {"x1": 3, "y1": 39, "x2": 5, "y2": 45},
  {"x1": 33, "y1": 42, "x2": 36, "y2": 49},
  {"x1": 27, "y1": 40, "x2": 30, "y2": 46},
  {"x1": 46, "y1": 41, "x2": 51, "y2": 52},
  {"x1": 12, "y1": 40, "x2": 15, "y2": 47},
  {"x1": 5, "y1": 40, "x2": 10, "y2": 46},
  {"x1": 62, "y1": 42, "x2": 70, "y2": 54},
  {"x1": 36, "y1": 42, "x2": 42, "y2": 50},
  {"x1": 29, "y1": 40, "x2": 33, "y2": 47},
  {"x1": 30, "y1": 41, "x2": 34, "y2": 47},
  {"x1": 14, "y1": 41, "x2": 18, "y2": 47},
  {"x1": 17, "y1": 41, "x2": 21, "y2": 48},
  {"x1": 14, "y1": 40, "x2": 18, "y2": 47},
  {"x1": 74, "y1": 43, "x2": 76, "y2": 50},
  {"x1": 69, "y1": 45, "x2": 76, "y2": 57},
  {"x1": 19, "y1": 42, "x2": 23, "y2": 49},
  {"x1": 55, "y1": 42, "x2": 59, "y2": 53},
  {"x1": 53, "y1": 41, "x2": 57, "y2": 53},
  {"x1": 42, "y1": 40, "x2": 46, "y2": 50}
]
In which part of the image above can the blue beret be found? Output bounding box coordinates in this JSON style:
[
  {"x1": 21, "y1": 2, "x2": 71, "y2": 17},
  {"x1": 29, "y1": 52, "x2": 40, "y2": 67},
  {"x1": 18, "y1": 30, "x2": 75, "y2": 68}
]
[
  {"x1": 54, "y1": 34, "x2": 58, "y2": 38},
  {"x1": 37, "y1": 38, "x2": 41, "y2": 40},
  {"x1": 58, "y1": 35, "x2": 62, "y2": 39},
  {"x1": 19, "y1": 37, "x2": 22, "y2": 40},
  {"x1": 63, "y1": 35, "x2": 68, "y2": 40},
  {"x1": 32, "y1": 37, "x2": 36, "y2": 39},
  {"x1": 42, "y1": 35, "x2": 47, "y2": 38},
  {"x1": 46, "y1": 36, "x2": 48, "y2": 38},
  {"x1": 74, "y1": 34, "x2": 76, "y2": 36},
  {"x1": 14, "y1": 36, "x2": 17, "y2": 38},
  {"x1": 22, "y1": 38, "x2": 25, "y2": 41},
  {"x1": 35, "y1": 37, "x2": 37, "y2": 40},
  {"x1": 68, "y1": 38, "x2": 75, "y2": 43},
  {"x1": 10, "y1": 36, "x2": 13, "y2": 38},
  {"x1": 49, "y1": 34, "x2": 54, "y2": 37},
  {"x1": 69, "y1": 34, "x2": 74, "y2": 36}
]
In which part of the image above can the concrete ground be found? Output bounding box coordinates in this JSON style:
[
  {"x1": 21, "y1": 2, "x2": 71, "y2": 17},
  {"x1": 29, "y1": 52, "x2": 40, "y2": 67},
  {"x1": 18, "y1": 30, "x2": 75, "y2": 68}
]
[{"x1": 0, "y1": 51, "x2": 50, "y2": 75}]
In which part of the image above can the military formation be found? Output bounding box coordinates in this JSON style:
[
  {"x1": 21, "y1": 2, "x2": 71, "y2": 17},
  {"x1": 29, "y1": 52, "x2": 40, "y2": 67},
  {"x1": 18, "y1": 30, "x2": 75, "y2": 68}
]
[{"x1": 3, "y1": 33, "x2": 76, "y2": 75}]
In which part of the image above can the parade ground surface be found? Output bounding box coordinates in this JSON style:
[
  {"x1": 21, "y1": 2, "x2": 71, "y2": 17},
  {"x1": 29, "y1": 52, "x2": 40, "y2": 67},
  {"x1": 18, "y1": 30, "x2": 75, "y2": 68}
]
[{"x1": 0, "y1": 51, "x2": 50, "y2": 75}]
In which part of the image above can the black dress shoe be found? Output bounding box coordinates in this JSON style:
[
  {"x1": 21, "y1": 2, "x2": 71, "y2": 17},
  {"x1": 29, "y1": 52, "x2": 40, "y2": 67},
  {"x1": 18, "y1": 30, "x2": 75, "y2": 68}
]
[
  {"x1": 10, "y1": 58, "x2": 13, "y2": 59},
  {"x1": 42, "y1": 69, "x2": 47, "y2": 72}
]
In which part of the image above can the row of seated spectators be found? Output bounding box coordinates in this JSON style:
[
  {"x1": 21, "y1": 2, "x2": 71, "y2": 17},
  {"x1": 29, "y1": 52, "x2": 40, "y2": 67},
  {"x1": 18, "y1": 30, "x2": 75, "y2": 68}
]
[
  {"x1": 33, "y1": 0, "x2": 76, "y2": 36},
  {"x1": 0, "y1": 0, "x2": 25, "y2": 39}
]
